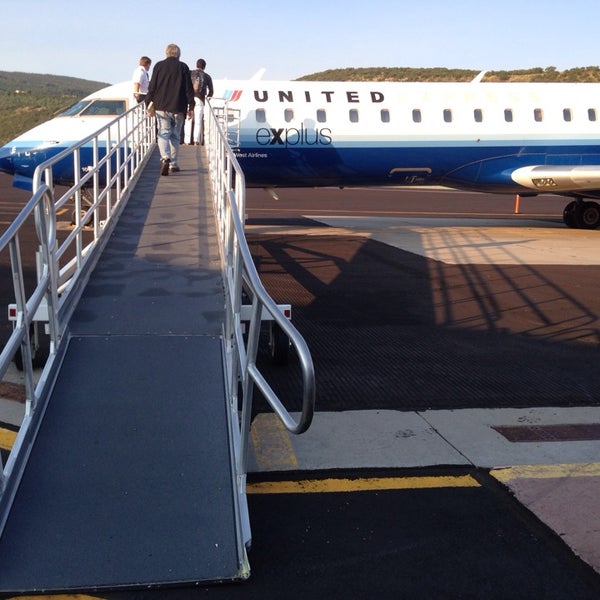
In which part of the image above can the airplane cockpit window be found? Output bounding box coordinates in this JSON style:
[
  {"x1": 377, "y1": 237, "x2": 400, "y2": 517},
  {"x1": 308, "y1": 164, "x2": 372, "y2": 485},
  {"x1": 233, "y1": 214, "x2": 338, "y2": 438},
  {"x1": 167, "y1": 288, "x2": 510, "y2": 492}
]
[
  {"x1": 534, "y1": 108, "x2": 543, "y2": 122},
  {"x1": 256, "y1": 108, "x2": 266, "y2": 123},
  {"x1": 473, "y1": 109, "x2": 483, "y2": 123},
  {"x1": 563, "y1": 108, "x2": 572, "y2": 122},
  {"x1": 589, "y1": 108, "x2": 597, "y2": 121},
  {"x1": 59, "y1": 100, "x2": 92, "y2": 117},
  {"x1": 412, "y1": 109, "x2": 422, "y2": 123},
  {"x1": 504, "y1": 109, "x2": 513, "y2": 123},
  {"x1": 316, "y1": 109, "x2": 326, "y2": 123},
  {"x1": 80, "y1": 100, "x2": 127, "y2": 116},
  {"x1": 349, "y1": 109, "x2": 359, "y2": 123},
  {"x1": 443, "y1": 109, "x2": 452, "y2": 123},
  {"x1": 284, "y1": 109, "x2": 294, "y2": 123},
  {"x1": 380, "y1": 109, "x2": 390, "y2": 123}
]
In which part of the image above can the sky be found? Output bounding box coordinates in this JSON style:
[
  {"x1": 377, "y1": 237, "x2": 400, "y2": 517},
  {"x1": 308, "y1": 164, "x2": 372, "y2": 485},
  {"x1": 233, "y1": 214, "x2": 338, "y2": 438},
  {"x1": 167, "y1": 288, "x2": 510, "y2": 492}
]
[{"x1": 2, "y1": 0, "x2": 600, "y2": 84}]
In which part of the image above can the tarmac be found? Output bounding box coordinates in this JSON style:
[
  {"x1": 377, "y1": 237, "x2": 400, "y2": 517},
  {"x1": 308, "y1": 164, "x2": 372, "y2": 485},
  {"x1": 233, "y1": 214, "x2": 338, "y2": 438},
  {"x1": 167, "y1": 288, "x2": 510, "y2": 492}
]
[
  {"x1": 248, "y1": 407, "x2": 600, "y2": 573},
  {"x1": 243, "y1": 210, "x2": 600, "y2": 576},
  {"x1": 1, "y1": 165, "x2": 600, "y2": 594}
]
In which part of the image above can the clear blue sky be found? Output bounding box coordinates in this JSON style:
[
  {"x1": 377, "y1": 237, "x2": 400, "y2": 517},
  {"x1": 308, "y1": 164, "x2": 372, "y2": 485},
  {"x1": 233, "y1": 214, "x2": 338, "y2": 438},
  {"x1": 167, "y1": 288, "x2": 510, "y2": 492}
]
[{"x1": 3, "y1": 0, "x2": 600, "y2": 84}]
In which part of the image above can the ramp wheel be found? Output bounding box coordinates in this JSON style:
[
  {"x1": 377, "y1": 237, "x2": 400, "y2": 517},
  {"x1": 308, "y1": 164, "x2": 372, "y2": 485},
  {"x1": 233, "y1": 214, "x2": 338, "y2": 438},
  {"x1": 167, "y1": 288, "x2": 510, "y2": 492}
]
[{"x1": 269, "y1": 322, "x2": 289, "y2": 366}]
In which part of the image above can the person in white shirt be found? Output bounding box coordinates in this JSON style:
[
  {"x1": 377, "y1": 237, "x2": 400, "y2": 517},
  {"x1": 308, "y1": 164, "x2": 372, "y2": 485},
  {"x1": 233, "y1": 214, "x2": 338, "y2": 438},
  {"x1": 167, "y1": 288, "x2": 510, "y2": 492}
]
[{"x1": 132, "y1": 56, "x2": 152, "y2": 103}]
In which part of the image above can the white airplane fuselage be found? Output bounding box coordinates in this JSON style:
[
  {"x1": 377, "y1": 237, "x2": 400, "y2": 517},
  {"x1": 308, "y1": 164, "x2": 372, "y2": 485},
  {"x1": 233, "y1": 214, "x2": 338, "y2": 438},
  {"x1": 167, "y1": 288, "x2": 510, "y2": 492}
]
[
  {"x1": 3, "y1": 78, "x2": 600, "y2": 228},
  {"x1": 218, "y1": 79, "x2": 600, "y2": 191}
]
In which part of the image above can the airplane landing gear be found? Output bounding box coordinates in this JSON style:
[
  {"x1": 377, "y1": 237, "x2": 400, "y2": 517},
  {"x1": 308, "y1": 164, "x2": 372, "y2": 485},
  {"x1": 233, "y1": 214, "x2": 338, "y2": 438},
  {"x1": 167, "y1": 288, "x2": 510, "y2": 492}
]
[{"x1": 563, "y1": 199, "x2": 600, "y2": 229}]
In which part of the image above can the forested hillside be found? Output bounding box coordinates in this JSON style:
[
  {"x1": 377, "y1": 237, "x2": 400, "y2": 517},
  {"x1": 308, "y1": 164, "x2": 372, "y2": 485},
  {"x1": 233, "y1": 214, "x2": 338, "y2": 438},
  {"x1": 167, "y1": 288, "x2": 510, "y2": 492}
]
[
  {"x1": 0, "y1": 71, "x2": 109, "y2": 146},
  {"x1": 2, "y1": 66, "x2": 600, "y2": 146},
  {"x1": 298, "y1": 66, "x2": 600, "y2": 82}
]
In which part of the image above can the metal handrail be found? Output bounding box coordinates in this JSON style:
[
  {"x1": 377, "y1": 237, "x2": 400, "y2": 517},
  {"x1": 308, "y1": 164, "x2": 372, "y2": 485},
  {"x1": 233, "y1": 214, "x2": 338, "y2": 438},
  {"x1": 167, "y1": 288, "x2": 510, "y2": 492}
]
[
  {"x1": 0, "y1": 102, "x2": 155, "y2": 495},
  {"x1": 0, "y1": 184, "x2": 56, "y2": 411},
  {"x1": 205, "y1": 99, "x2": 315, "y2": 475}
]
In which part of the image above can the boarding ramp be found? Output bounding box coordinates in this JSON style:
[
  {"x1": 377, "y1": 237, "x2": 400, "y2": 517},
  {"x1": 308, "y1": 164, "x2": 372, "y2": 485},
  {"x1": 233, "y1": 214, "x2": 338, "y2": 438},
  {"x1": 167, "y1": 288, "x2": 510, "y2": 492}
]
[{"x1": 0, "y1": 100, "x2": 315, "y2": 593}]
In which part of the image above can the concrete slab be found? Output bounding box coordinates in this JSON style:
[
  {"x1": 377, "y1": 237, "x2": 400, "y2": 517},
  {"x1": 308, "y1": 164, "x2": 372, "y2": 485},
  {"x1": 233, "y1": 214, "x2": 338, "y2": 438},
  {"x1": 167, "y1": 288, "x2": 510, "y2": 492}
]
[
  {"x1": 249, "y1": 410, "x2": 468, "y2": 472},
  {"x1": 492, "y1": 464, "x2": 600, "y2": 574},
  {"x1": 423, "y1": 407, "x2": 600, "y2": 468},
  {"x1": 305, "y1": 216, "x2": 600, "y2": 265},
  {"x1": 249, "y1": 407, "x2": 600, "y2": 472},
  {"x1": 0, "y1": 398, "x2": 23, "y2": 428}
]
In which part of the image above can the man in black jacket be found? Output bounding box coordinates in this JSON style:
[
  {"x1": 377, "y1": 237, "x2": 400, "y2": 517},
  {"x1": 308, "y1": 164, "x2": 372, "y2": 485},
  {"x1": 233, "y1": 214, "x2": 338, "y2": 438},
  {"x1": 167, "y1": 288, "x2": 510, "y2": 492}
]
[{"x1": 145, "y1": 43, "x2": 195, "y2": 175}]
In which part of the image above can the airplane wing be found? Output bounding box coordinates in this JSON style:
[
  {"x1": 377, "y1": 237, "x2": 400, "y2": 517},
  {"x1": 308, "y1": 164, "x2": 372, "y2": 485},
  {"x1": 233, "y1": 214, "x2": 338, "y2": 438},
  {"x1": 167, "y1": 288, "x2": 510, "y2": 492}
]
[{"x1": 511, "y1": 165, "x2": 600, "y2": 193}]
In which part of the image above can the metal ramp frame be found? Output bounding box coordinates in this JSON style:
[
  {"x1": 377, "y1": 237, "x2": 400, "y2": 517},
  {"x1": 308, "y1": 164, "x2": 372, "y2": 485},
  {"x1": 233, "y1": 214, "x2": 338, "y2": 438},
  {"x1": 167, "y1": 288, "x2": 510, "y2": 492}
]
[
  {"x1": 0, "y1": 148, "x2": 249, "y2": 592},
  {"x1": 0, "y1": 98, "x2": 315, "y2": 594}
]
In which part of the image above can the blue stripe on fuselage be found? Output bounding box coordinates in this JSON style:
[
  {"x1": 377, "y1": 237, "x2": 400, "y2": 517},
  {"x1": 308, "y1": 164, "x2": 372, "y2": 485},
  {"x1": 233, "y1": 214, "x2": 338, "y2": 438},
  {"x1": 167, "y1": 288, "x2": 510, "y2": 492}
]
[
  {"x1": 234, "y1": 140, "x2": 600, "y2": 190},
  {"x1": 0, "y1": 141, "x2": 117, "y2": 187}
]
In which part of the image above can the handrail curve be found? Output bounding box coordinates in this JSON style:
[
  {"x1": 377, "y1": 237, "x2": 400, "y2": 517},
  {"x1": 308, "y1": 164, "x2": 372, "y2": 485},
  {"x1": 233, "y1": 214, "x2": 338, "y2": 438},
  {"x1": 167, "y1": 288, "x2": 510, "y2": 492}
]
[{"x1": 205, "y1": 99, "x2": 316, "y2": 477}]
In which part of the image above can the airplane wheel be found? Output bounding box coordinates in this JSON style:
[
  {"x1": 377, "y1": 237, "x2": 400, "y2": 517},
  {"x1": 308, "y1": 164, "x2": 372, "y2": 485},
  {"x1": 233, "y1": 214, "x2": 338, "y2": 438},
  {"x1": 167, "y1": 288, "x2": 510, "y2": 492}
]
[
  {"x1": 575, "y1": 201, "x2": 600, "y2": 230},
  {"x1": 563, "y1": 201, "x2": 578, "y2": 228},
  {"x1": 71, "y1": 208, "x2": 93, "y2": 227}
]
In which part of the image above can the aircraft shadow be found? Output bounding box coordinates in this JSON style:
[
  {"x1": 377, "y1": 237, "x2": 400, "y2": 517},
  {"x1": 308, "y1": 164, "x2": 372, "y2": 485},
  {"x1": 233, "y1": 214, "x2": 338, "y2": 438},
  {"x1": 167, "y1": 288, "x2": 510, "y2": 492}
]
[{"x1": 249, "y1": 229, "x2": 600, "y2": 413}]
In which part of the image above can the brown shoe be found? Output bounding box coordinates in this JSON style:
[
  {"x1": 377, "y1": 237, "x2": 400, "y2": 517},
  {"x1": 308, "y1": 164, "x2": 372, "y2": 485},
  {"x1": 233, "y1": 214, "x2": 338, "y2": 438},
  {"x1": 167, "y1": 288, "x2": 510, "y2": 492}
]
[{"x1": 160, "y1": 158, "x2": 170, "y2": 176}]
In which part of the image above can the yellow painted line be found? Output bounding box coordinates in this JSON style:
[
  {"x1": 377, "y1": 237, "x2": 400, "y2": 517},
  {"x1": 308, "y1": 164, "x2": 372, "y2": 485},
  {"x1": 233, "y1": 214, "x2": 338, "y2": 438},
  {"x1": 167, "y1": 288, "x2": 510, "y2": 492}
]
[
  {"x1": 251, "y1": 414, "x2": 298, "y2": 470},
  {"x1": 492, "y1": 462, "x2": 600, "y2": 483},
  {"x1": 0, "y1": 427, "x2": 17, "y2": 451},
  {"x1": 247, "y1": 475, "x2": 479, "y2": 494}
]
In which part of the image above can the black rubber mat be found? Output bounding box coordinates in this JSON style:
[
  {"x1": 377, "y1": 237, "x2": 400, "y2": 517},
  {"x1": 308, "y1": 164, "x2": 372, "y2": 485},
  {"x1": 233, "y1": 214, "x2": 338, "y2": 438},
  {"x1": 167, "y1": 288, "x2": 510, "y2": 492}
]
[
  {"x1": 249, "y1": 233, "x2": 600, "y2": 412},
  {"x1": 0, "y1": 335, "x2": 243, "y2": 593}
]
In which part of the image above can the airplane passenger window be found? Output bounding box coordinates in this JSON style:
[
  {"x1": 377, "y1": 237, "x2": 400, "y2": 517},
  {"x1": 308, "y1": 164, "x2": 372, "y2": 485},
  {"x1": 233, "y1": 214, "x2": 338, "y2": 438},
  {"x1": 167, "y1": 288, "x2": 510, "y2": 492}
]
[
  {"x1": 473, "y1": 109, "x2": 483, "y2": 123},
  {"x1": 504, "y1": 109, "x2": 513, "y2": 123},
  {"x1": 412, "y1": 109, "x2": 422, "y2": 123},
  {"x1": 256, "y1": 109, "x2": 266, "y2": 123},
  {"x1": 380, "y1": 109, "x2": 390, "y2": 123},
  {"x1": 589, "y1": 108, "x2": 597, "y2": 121},
  {"x1": 563, "y1": 108, "x2": 572, "y2": 122},
  {"x1": 284, "y1": 109, "x2": 294, "y2": 123},
  {"x1": 317, "y1": 109, "x2": 326, "y2": 123},
  {"x1": 349, "y1": 109, "x2": 359, "y2": 123},
  {"x1": 534, "y1": 108, "x2": 543, "y2": 122},
  {"x1": 443, "y1": 109, "x2": 452, "y2": 123}
]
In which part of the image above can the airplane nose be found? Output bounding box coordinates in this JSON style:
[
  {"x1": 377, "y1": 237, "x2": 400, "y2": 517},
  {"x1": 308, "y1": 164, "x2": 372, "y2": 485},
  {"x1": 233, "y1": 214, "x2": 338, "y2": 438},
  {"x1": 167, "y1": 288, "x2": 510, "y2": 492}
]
[{"x1": 0, "y1": 143, "x2": 15, "y2": 175}]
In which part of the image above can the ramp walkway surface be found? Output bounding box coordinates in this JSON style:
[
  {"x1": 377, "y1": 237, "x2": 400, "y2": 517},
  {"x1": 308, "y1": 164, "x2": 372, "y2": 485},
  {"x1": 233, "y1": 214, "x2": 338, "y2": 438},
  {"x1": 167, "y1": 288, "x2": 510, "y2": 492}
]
[{"x1": 0, "y1": 147, "x2": 247, "y2": 592}]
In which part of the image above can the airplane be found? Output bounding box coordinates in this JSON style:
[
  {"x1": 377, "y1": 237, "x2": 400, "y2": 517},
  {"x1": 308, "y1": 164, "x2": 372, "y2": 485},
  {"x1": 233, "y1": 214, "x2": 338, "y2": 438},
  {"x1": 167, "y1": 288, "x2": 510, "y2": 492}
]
[
  {"x1": 0, "y1": 81, "x2": 134, "y2": 190},
  {"x1": 3, "y1": 75, "x2": 600, "y2": 229}
]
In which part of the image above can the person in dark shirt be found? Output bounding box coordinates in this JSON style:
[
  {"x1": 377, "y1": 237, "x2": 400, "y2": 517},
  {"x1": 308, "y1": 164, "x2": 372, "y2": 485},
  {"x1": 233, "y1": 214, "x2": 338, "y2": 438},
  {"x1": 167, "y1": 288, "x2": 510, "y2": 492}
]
[
  {"x1": 183, "y1": 58, "x2": 214, "y2": 145},
  {"x1": 145, "y1": 43, "x2": 195, "y2": 175}
]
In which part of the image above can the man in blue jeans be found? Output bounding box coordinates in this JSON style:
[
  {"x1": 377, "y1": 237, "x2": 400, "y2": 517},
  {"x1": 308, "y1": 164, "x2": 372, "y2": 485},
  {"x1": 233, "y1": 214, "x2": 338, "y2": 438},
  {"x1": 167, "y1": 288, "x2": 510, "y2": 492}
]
[{"x1": 145, "y1": 43, "x2": 195, "y2": 175}]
